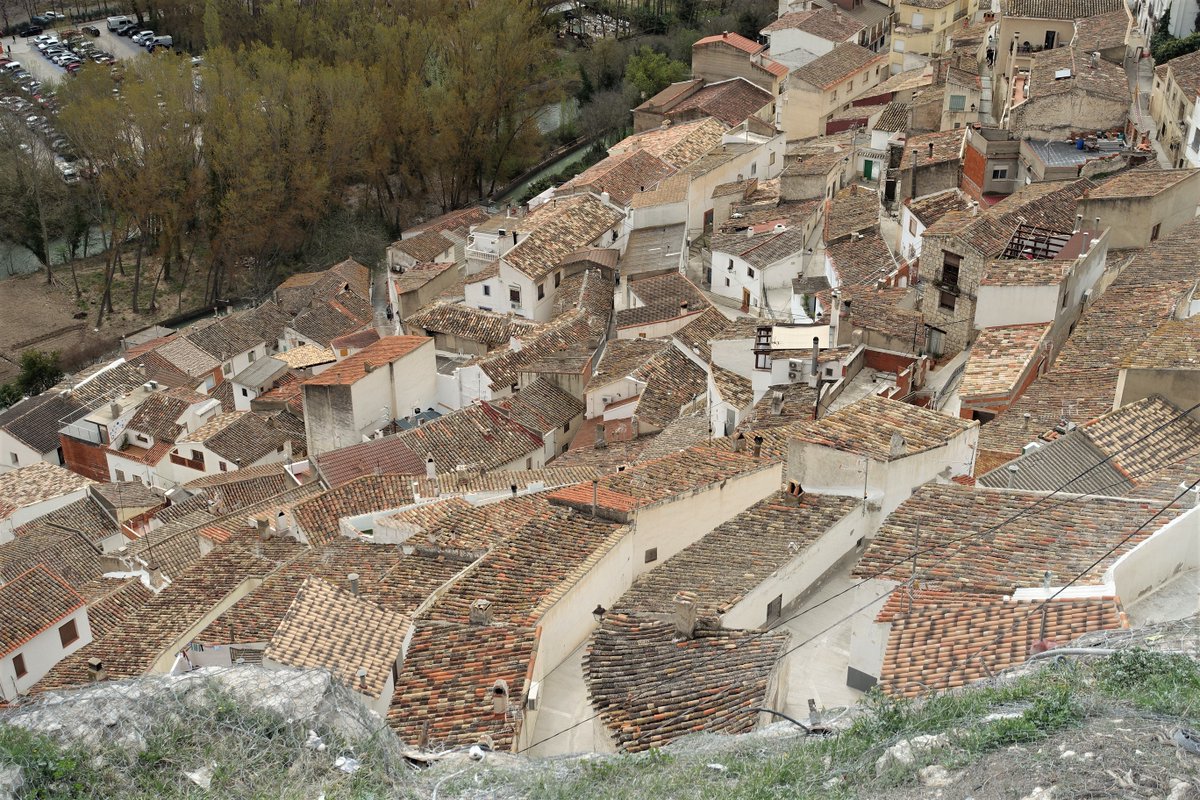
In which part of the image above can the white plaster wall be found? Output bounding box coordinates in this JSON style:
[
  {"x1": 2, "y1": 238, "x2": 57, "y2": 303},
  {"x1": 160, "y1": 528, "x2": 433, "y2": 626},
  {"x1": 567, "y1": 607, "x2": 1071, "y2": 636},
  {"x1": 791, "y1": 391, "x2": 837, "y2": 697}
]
[
  {"x1": 711, "y1": 337, "x2": 757, "y2": 378},
  {"x1": 0, "y1": 434, "x2": 43, "y2": 474},
  {"x1": 585, "y1": 377, "x2": 640, "y2": 419},
  {"x1": 722, "y1": 503, "x2": 864, "y2": 630},
  {"x1": 0, "y1": 608, "x2": 92, "y2": 700},
  {"x1": 0, "y1": 487, "x2": 92, "y2": 542},
  {"x1": 631, "y1": 463, "x2": 782, "y2": 577},
  {"x1": 898, "y1": 205, "x2": 925, "y2": 261},
  {"x1": 628, "y1": 200, "x2": 687, "y2": 229},
  {"x1": 1106, "y1": 506, "x2": 1200, "y2": 607},
  {"x1": 974, "y1": 284, "x2": 1059, "y2": 329}
]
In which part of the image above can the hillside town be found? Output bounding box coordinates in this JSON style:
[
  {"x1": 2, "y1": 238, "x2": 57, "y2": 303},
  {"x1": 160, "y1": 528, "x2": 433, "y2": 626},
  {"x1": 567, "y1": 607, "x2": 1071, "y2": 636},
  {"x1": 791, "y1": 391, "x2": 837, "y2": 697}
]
[{"x1": 2, "y1": 0, "x2": 1200, "y2": 766}]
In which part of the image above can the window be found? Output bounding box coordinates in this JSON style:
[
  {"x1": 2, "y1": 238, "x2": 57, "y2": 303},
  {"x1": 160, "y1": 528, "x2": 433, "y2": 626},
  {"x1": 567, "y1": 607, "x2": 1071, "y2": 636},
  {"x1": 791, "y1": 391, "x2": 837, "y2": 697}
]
[
  {"x1": 563, "y1": 420, "x2": 570, "y2": 432},
  {"x1": 895, "y1": 39, "x2": 905, "y2": 52},
  {"x1": 766, "y1": 594, "x2": 783, "y2": 624},
  {"x1": 611, "y1": 230, "x2": 617, "y2": 242},
  {"x1": 9, "y1": 453, "x2": 16, "y2": 466},
  {"x1": 483, "y1": 284, "x2": 491, "y2": 296},
  {"x1": 12, "y1": 653, "x2": 26, "y2": 678},
  {"x1": 1192, "y1": 129, "x2": 1200, "y2": 152},
  {"x1": 115, "y1": 469, "x2": 125, "y2": 482},
  {"x1": 554, "y1": 271, "x2": 561, "y2": 288},
  {"x1": 992, "y1": 167, "x2": 1008, "y2": 180},
  {"x1": 728, "y1": 258, "x2": 734, "y2": 269},
  {"x1": 908, "y1": 217, "x2": 917, "y2": 234},
  {"x1": 537, "y1": 283, "x2": 545, "y2": 300},
  {"x1": 525, "y1": 457, "x2": 533, "y2": 470},
  {"x1": 747, "y1": 266, "x2": 756, "y2": 279},
  {"x1": 192, "y1": 449, "x2": 203, "y2": 462},
  {"x1": 724, "y1": 277, "x2": 731, "y2": 287},
  {"x1": 1061, "y1": 292, "x2": 1069, "y2": 309},
  {"x1": 58, "y1": 619, "x2": 79, "y2": 647},
  {"x1": 938, "y1": 290, "x2": 956, "y2": 311},
  {"x1": 1151, "y1": 222, "x2": 1162, "y2": 241},
  {"x1": 751, "y1": 162, "x2": 757, "y2": 176},
  {"x1": 223, "y1": 363, "x2": 232, "y2": 375},
  {"x1": 241, "y1": 388, "x2": 249, "y2": 397},
  {"x1": 509, "y1": 286, "x2": 521, "y2": 304},
  {"x1": 940, "y1": 253, "x2": 961, "y2": 288},
  {"x1": 247, "y1": 350, "x2": 256, "y2": 363},
  {"x1": 644, "y1": 547, "x2": 658, "y2": 563},
  {"x1": 769, "y1": 151, "x2": 776, "y2": 165},
  {"x1": 219, "y1": 461, "x2": 227, "y2": 472}
]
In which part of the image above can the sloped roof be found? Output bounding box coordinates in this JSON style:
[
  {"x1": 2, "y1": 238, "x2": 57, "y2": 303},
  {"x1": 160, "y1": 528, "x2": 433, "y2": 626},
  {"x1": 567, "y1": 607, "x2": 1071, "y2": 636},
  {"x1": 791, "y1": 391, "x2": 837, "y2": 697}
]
[
  {"x1": 498, "y1": 377, "x2": 584, "y2": 434},
  {"x1": 1000, "y1": 0, "x2": 1123, "y2": 19},
  {"x1": 959, "y1": 323, "x2": 1051, "y2": 399},
  {"x1": 658, "y1": 78, "x2": 774, "y2": 128},
  {"x1": 617, "y1": 272, "x2": 710, "y2": 327},
  {"x1": 0, "y1": 462, "x2": 94, "y2": 520},
  {"x1": 406, "y1": 303, "x2": 542, "y2": 348},
  {"x1": 792, "y1": 394, "x2": 976, "y2": 460},
  {"x1": 503, "y1": 195, "x2": 625, "y2": 282},
  {"x1": 0, "y1": 565, "x2": 86, "y2": 657},
  {"x1": 392, "y1": 230, "x2": 455, "y2": 263},
  {"x1": 265, "y1": 577, "x2": 412, "y2": 698},
  {"x1": 608, "y1": 117, "x2": 730, "y2": 170},
  {"x1": 792, "y1": 42, "x2": 883, "y2": 89},
  {"x1": 303, "y1": 336, "x2": 431, "y2": 387},
  {"x1": 397, "y1": 402, "x2": 542, "y2": 474},
  {"x1": 558, "y1": 149, "x2": 677, "y2": 207}
]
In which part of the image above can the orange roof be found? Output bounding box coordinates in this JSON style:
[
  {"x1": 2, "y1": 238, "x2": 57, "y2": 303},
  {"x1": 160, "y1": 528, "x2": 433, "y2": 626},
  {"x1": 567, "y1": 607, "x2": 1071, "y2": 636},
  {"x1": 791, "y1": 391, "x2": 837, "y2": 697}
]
[
  {"x1": 304, "y1": 336, "x2": 432, "y2": 387},
  {"x1": 694, "y1": 31, "x2": 766, "y2": 55}
]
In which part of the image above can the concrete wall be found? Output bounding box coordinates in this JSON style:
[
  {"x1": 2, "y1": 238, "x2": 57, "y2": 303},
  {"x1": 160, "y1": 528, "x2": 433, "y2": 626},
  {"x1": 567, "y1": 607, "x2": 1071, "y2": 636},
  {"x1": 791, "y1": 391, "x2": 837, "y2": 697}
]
[
  {"x1": 1008, "y1": 91, "x2": 1128, "y2": 141},
  {"x1": 628, "y1": 199, "x2": 688, "y2": 230},
  {"x1": 0, "y1": 487, "x2": 93, "y2": 543},
  {"x1": 685, "y1": 136, "x2": 786, "y2": 232},
  {"x1": 0, "y1": 607, "x2": 92, "y2": 700},
  {"x1": 974, "y1": 284, "x2": 1060, "y2": 329},
  {"x1": 693, "y1": 43, "x2": 778, "y2": 93},
  {"x1": 1116, "y1": 367, "x2": 1200, "y2": 417},
  {"x1": 631, "y1": 462, "x2": 782, "y2": 577},
  {"x1": 1077, "y1": 171, "x2": 1200, "y2": 249},
  {"x1": 900, "y1": 159, "x2": 960, "y2": 203},
  {"x1": 1106, "y1": 506, "x2": 1200, "y2": 607},
  {"x1": 722, "y1": 502, "x2": 864, "y2": 629}
]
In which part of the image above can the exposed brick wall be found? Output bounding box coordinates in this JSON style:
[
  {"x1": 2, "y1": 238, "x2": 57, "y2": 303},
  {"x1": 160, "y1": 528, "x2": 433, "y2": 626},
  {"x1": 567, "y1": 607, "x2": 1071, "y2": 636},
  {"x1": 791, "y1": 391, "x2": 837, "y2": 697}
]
[{"x1": 60, "y1": 435, "x2": 110, "y2": 481}]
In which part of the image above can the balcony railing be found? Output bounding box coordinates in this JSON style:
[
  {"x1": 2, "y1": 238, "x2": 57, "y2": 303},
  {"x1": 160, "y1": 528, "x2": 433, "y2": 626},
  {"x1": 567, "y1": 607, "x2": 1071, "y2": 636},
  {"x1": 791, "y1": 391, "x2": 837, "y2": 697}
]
[
  {"x1": 466, "y1": 247, "x2": 499, "y2": 263},
  {"x1": 169, "y1": 452, "x2": 204, "y2": 471}
]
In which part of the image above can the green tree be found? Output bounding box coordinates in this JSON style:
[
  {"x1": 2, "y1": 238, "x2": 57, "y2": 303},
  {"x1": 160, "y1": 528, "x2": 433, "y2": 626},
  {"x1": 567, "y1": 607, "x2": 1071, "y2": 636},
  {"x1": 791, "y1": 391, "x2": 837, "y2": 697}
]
[
  {"x1": 15, "y1": 350, "x2": 62, "y2": 395},
  {"x1": 0, "y1": 383, "x2": 22, "y2": 410},
  {"x1": 624, "y1": 46, "x2": 689, "y2": 100}
]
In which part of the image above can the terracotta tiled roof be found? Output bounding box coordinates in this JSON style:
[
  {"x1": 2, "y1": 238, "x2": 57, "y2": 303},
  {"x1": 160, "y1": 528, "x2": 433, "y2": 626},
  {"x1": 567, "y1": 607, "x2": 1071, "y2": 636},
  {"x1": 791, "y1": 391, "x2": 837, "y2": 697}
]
[
  {"x1": 899, "y1": 128, "x2": 965, "y2": 168},
  {"x1": 1027, "y1": 46, "x2": 1128, "y2": 102},
  {"x1": 672, "y1": 307, "x2": 731, "y2": 363},
  {"x1": 397, "y1": 402, "x2": 542, "y2": 474},
  {"x1": 586, "y1": 612, "x2": 788, "y2": 752},
  {"x1": 127, "y1": 350, "x2": 192, "y2": 390},
  {"x1": 276, "y1": 344, "x2": 337, "y2": 369},
  {"x1": 631, "y1": 345, "x2": 709, "y2": 429},
  {"x1": 503, "y1": 195, "x2": 625, "y2": 282},
  {"x1": 980, "y1": 258, "x2": 1070, "y2": 286},
  {"x1": 959, "y1": 323, "x2": 1051, "y2": 399},
  {"x1": 264, "y1": 576, "x2": 411, "y2": 698},
  {"x1": 429, "y1": 508, "x2": 623, "y2": 626},
  {"x1": 854, "y1": 483, "x2": 1182, "y2": 592},
  {"x1": 407, "y1": 206, "x2": 492, "y2": 237},
  {"x1": 977, "y1": 369, "x2": 1118, "y2": 461},
  {"x1": 388, "y1": 620, "x2": 539, "y2": 751},
  {"x1": 0, "y1": 528, "x2": 103, "y2": 586},
  {"x1": 617, "y1": 272, "x2": 710, "y2": 328},
  {"x1": 710, "y1": 363, "x2": 754, "y2": 409},
  {"x1": 0, "y1": 565, "x2": 86, "y2": 656},
  {"x1": 608, "y1": 117, "x2": 729, "y2": 170},
  {"x1": 498, "y1": 377, "x2": 583, "y2": 434},
  {"x1": 881, "y1": 597, "x2": 1125, "y2": 697},
  {"x1": 656, "y1": 78, "x2": 774, "y2": 128},
  {"x1": 872, "y1": 101, "x2": 910, "y2": 133},
  {"x1": 313, "y1": 437, "x2": 426, "y2": 488},
  {"x1": 825, "y1": 230, "x2": 899, "y2": 286},
  {"x1": 34, "y1": 545, "x2": 280, "y2": 691},
  {"x1": 184, "y1": 466, "x2": 294, "y2": 512},
  {"x1": 547, "y1": 446, "x2": 775, "y2": 521},
  {"x1": 693, "y1": 31, "x2": 765, "y2": 54},
  {"x1": 825, "y1": 185, "x2": 880, "y2": 243},
  {"x1": 185, "y1": 314, "x2": 265, "y2": 363},
  {"x1": 826, "y1": 285, "x2": 922, "y2": 344},
  {"x1": 181, "y1": 411, "x2": 290, "y2": 466},
  {"x1": 292, "y1": 475, "x2": 419, "y2": 546},
  {"x1": 1088, "y1": 168, "x2": 1197, "y2": 199},
  {"x1": 766, "y1": 7, "x2": 865, "y2": 39},
  {"x1": 154, "y1": 336, "x2": 221, "y2": 379},
  {"x1": 392, "y1": 230, "x2": 455, "y2": 263},
  {"x1": 1122, "y1": 316, "x2": 1200, "y2": 370},
  {"x1": 14, "y1": 496, "x2": 122, "y2": 550},
  {"x1": 329, "y1": 328, "x2": 381, "y2": 352},
  {"x1": 90, "y1": 481, "x2": 161, "y2": 509},
  {"x1": 793, "y1": 394, "x2": 975, "y2": 460},
  {"x1": 618, "y1": 491, "x2": 858, "y2": 617},
  {"x1": 81, "y1": 577, "x2": 152, "y2": 639},
  {"x1": 741, "y1": 384, "x2": 820, "y2": 431},
  {"x1": 874, "y1": 587, "x2": 1004, "y2": 623},
  {"x1": 303, "y1": 336, "x2": 431, "y2": 387},
  {"x1": 559, "y1": 149, "x2": 677, "y2": 207},
  {"x1": 792, "y1": 42, "x2": 883, "y2": 89},
  {"x1": 0, "y1": 463, "x2": 94, "y2": 521},
  {"x1": 392, "y1": 262, "x2": 456, "y2": 296},
  {"x1": 1000, "y1": 0, "x2": 1123, "y2": 19},
  {"x1": 1073, "y1": 11, "x2": 1131, "y2": 51},
  {"x1": 405, "y1": 302, "x2": 541, "y2": 348},
  {"x1": 125, "y1": 391, "x2": 195, "y2": 442}
]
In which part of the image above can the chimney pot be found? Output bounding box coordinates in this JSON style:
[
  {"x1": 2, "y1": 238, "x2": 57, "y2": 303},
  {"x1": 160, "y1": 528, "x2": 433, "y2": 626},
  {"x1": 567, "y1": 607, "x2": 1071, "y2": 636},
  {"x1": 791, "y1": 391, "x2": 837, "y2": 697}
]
[
  {"x1": 356, "y1": 666, "x2": 368, "y2": 689},
  {"x1": 591, "y1": 478, "x2": 600, "y2": 517},
  {"x1": 491, "y1": 678, "x2": 510, "y2": 714},
  {"x1": 347, "y1": 572, "x2": 360, "y2": 596},
  {"x1": 87, "y1": 657, "x2": 107, "y2": 682},
  {"x1": 752, "y1": 435, "x2": 764, "y2": 458},
  {"x1": 425, "y1": 454, "x2": 436, "y2": 480},
  {"x1": 733, "y1": 432, "x2": 746, "y2": 452},
  {"x1": 673, "y1": 591, "x2": 699, "y2": 639},
  {"x1": 470, "y1": 598, "x2": 494, "y2": 626},
  {"x1": 363, "y1": 361, "x2": 375, "y2": 373}
]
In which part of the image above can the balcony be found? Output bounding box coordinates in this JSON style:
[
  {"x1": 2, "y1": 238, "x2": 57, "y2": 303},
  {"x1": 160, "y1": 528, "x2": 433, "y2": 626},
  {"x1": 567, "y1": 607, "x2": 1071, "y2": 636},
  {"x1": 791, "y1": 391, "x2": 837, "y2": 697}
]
[
  {"x1": 169, "y1": 451, "x2": 204, "y2": 471},
  {"x1": 466, "y1": 247, "x2": 499, "y2": 264}
]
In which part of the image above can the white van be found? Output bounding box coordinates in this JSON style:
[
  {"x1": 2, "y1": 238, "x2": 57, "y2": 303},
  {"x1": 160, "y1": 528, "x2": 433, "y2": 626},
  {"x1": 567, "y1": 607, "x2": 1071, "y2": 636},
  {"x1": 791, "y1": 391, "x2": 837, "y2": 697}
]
[
  {"x1": 106, "y1": 15, "x2": 133, "y2": 30},
  {"x1": 1, "y1": 62, "x2": 21, "y2": 73},
  {"x1": 150, "y1": 34, "x2": 172, "y2": 48}
]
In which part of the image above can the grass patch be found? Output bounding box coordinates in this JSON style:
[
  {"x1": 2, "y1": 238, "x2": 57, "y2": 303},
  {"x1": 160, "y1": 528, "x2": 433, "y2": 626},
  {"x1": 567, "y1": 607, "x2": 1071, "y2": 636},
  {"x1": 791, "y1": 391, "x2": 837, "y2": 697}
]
[{"x1": 1092, "y1": 648, "x2": 1200, "y2": 719}]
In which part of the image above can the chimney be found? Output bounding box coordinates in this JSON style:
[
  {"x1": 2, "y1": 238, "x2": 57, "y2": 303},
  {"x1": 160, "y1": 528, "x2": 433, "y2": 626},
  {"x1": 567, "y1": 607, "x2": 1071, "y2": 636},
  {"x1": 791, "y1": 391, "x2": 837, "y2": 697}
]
[
  {"x1": 491, "y1": 679, "x2": 510, "y2": 715},
  {"x1": 425, "y1": 454, "x2": 436, "y2": 480},
  {"x1": 347, "y1": 572, "x2": 360, "y2": 596},
  {"x1": 109, "y1": 401, "x2": 121, "y2": 417},
  {"x1": 1074, "y1": 214, "x2": 1083, "y2": 233},
  {"x1": 256, "y1": 518, "x2": 271, "y2": 541},
  {"x1": 356, "y1": 667, "x2": 368, "y2": 690},
  {"x1": 752, "y1": 435, "x2": 764, "y2": 458},
  {"x1": 591, "y1": 479, "x2": 599, "y2": 517},
  {"x1": 680, "y1": 300, "x2": 689, "y2": 312},
  {"x1": 733, "y1": 432, "x2": 746, "y2": 452},
  {"x1": 87, "y1": 657, "x2": 107, "y2": 683},
  {"x1": 512, "y1": 230, "x2": 518, "y2": 246},
  {"x1": 673, "y1": 591, "x2": 699, "y2": 639},
  {"x1": 363, "y1": 361, "x2": 375, "y2": 374},
  {"x1": 970, "y1": 201, "x2": 979, "y2": 217},
  {"x1": 889, "y1": 433, "x2": 907, "y2": 459},
  {"x1": 600, "y1": 191, "x2": 611, "y2": 206},
  {"x1": 470, "y1": 598, "x2": 494, "y2": 626},
  {"x1": 810, "y1": 336, "x2": 820, "y2": 376},
  {"x1": 927, "y1": 141, "x2": 934, "y2": 159},
  {"x1": 594, "y1": 423, "x2": 606, "y2": 448}
]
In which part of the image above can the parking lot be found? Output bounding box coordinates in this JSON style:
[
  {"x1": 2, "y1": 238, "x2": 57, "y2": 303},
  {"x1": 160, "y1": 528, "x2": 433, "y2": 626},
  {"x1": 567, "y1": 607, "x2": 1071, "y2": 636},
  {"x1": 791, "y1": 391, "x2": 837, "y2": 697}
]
[{"x1": 3, "y1": 20, "x2": 146, "y2": 85}]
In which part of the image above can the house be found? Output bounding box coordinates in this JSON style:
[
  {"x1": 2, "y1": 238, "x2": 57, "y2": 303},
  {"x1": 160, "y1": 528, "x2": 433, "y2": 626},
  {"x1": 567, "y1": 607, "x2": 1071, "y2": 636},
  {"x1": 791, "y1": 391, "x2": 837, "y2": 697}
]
[
  {"x1": 263, "y1": 577, "x2": 412, "y2": 716},
  {"x1": 960, "y1": 127, "x2": 1022, "y2": 201},
  {"x1": 498, "y1": 377, "x2": 586, "y2": 461},
  {"x1": 105, "y1": 389, "x2": 219, "y2": 487},
  {"x1": 301, "y1": 336, "x2": 437, "y2": 457},
  {"x1": 1005, "y1": 47, "x2": 1130, "y2": 139},
  {"x1": 0, "y1": 462, "x2": 96, "y2": 543},
  {"x1": 897, "y1": 128, "x2": 963, "y2": 202},
  {"x1": 786, "y1": 393, "x2": 978, "y2": 516},
  {"x1": 151, "y1": 336, "x2": 224, "y2": 392},
  {"x1": 633, "y1": 78, "x2": 776, "y2": 133},
  {"x1": 405, "y1": 303, "x2": 542, "y2": 359},
  {"x1": 387, "y1": 230, "x2": 457, "y2": 273},
  {"x1": 608, "y1": 117, "x2": 730, "y2": 170},
  {"x1": 397, "y1": 401, "x2": 545, "y2": 474},
  {"x1": 993, "y1": 0, "x2": 1126, "y2": 103},
  {"x1": 310, "y1": 436, "x2": 426, "y2": 488},
  {"x1": 166, "y1": 411, "x2": 292, "y2": 483},
  {"x1": 619, "y1": 224, "x2": 688, "y2": 283},
  {"x1": 915, "y1": 177, "x2": 1093, "y2": 355},
  {"x1": 781, "y1": 43, "x2": 889, "y2": 139},
  {"x1": 890, "y1": 0, "x2": 979, "y2": 73},
  {"x1": 681, "y1": 132, "x2": 790, "y2": 233},
  {"x1": 467, "y1": 194, "x2": 625, "y2": 323},
  {"x1": 1072, "y1": 9, "x2": 1133, "y2": 64},
  {"x1": 1116, "y1": 318, "x2": 1200, "y2": 416},
  {"x1": 763, "y1": 8, "x2": 868, "y2": 65},
  {"x1": 0, "y1": 565, "x2": 92, "y2": 699},
  {"x1": 898, "y1": 188, "x2": 971, "y2": 261},
  {"x1": 386, "y1": 262, "x2": 460, "y2": 322},
  {"x1": 780, "y1": 145, "x2": 854, "y2": 200},
  {"x1": 1077, "y1": 169, "x2": 1200, "y2": 249},
  {"x1": 0, "y1": 393, "x2": 82, "y2": 473},
  {"x1": 229, "y1": 356, "x2": 289, "y2": 412},
  {"x1": 273, "y1": 259, "x2": 371, "y2": 317},
  {"x1": 956, "y1": 323, "x2": 1051, "y2": 421},
  {"x1": 615, "y1": 272, "x2": 711, "y2": 339},
  {"x1": 284, "y1": 295, "x2": 374, "y2": 350},
  {"x1": 186, "y1": 312, "x2": 272, "y2": 382},
  {"x1": 709, "y1": 202, "x2": 823, "y2": 311},
  {"x1": 691, "y1": 31, "x2": 788, "y2": 95}
]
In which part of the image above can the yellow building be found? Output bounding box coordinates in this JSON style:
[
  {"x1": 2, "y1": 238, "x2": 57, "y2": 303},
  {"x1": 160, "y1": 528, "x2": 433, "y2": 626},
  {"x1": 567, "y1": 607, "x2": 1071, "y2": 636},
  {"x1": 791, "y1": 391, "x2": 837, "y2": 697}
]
[{"x1": 891, "y1": 0, "x2": 978, "y2": 73}]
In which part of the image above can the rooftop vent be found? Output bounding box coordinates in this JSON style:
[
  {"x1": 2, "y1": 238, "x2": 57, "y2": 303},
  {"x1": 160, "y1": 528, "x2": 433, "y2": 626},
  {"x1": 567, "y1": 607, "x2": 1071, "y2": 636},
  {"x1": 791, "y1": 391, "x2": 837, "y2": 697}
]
[{"x1": 470, "y1": 598, "x2": 494, "y2": 626}]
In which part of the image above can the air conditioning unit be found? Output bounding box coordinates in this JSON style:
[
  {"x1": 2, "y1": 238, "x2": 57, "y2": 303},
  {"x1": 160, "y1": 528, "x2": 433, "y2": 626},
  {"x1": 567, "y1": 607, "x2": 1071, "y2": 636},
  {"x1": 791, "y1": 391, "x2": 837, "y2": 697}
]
[
  {"x1": 788, "y1": 370, "x2": 799, "y2": 380},
  {"x1": 1022, "y1": 441, "x2": 1042, "y2": 455}
]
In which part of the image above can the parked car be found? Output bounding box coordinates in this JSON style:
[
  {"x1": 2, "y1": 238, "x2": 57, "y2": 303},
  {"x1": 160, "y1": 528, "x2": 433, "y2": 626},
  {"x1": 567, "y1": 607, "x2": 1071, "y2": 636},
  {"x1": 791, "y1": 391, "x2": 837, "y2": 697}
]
[
  {"x1": 106, "y1": 15, "x2": 133, "y2": 30},
  {"x1": 115, "y1": 23, "x2": 137, "y2": 36},
  {"x1": 18, "y1": 26, "x2": 44, "y2": 37},
  {"x1": 132, "y1": 30, "x2": 154, "y2": 44},
  {"x1": 42, "y1": 12, "x2": 64, "y2": 20},
  {"x1": 82, "y1": 24, "x2": 100, "y2": 36}
]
